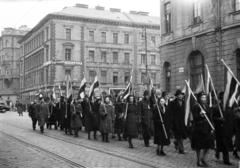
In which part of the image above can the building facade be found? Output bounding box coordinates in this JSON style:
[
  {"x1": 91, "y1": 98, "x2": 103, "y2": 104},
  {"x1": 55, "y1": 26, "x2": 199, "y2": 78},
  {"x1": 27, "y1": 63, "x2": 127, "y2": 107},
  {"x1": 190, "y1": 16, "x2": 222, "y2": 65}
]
[
  {"x1": 159, "y1": 0, "x2": 240, "y2": 93},
  {"x1": 19, "y1": 4, "x2": 160, "y2": 102},
  {"x1": 0, "y1": 26, "x2": 30, "y2": 106}
]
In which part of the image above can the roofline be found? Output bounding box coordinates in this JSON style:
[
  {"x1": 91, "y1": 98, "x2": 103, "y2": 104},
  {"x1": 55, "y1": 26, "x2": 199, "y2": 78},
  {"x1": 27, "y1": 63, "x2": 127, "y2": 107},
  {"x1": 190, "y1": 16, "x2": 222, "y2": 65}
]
[{"x1": 19, "y1": 12, "x2": 160, "y2": 44}]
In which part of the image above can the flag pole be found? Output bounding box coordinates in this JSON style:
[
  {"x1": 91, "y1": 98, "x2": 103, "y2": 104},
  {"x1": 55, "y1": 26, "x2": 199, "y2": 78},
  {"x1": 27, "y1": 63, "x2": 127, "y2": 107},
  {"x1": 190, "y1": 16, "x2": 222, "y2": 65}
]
[
  {"x1": 221, "y1": 59, "x2": 240, "y2": 85},
  {"x1": 123, "y1": 68, "x2": 133, "y2": 120},
  {"x1": 205, "y1": 64, "x2": 223, "y2": 118},
  {"x1": 148, "y1": 72, "x2": 168, "y2": 139},
  {"x1": 185, "y1": 80, "x2": 215, "y2": 130}
]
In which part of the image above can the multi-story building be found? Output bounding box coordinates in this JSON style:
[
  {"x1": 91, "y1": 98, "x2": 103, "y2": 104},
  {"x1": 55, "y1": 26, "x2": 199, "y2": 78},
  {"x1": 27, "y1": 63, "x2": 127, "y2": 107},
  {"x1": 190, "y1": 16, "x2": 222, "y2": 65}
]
[
  {"x1": 159, "y1": 0, "x2": 240, "y2": 93},
  {"x1": 0, "y1": 26, "x2": 30, "y2": 106},
  {"x1": 18, "y1": 4, "x2": 160, "y2": 102}
]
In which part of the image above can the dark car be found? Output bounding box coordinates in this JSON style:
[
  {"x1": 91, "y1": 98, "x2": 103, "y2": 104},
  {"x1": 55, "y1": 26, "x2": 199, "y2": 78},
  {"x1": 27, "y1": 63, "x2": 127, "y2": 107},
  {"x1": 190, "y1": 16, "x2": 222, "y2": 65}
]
[{"x1": 0, "y1": 101, "x2": 10, "y2": 113}]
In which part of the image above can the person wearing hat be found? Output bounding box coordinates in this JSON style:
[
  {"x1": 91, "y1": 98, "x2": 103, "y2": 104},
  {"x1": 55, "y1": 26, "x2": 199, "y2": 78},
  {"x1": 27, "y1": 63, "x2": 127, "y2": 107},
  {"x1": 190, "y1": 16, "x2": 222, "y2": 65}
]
[
  {"x1": 99, "y1": 95, "x2": 115, "y2": 142},
  {"x1": 36, "y1": 93, "x2": 50, "y2": 133},
  {"x1": 114, "y1": 96, "x2": 125, "y2": 141},
  {"x1": 28, "y1": 99, "x2": 38, "y2": 131},
  {"x1": 191, "y1": 91, "x2": 214, "y2": 167},
  {"x1": 212, "y1": 91, "x2": 235, "y2": 166},
  {"x1": 70, "y1": 99, "x2": 83, "y2": 137},
  {"x1": 169, "y1": 89, "x2": 188, "y2": 154},
  {"x1": 91, "y1": 97, "x2": 102, "y2": 139},
  {"x1": 16, "y1": 98, "x2": 24, "y2": 116},
  {"x1": 138, "y1": 90, "x2": 154, "y2": 147},
  {"x1": 56, "y1": 96, "x2": 66, "y2": 131}
]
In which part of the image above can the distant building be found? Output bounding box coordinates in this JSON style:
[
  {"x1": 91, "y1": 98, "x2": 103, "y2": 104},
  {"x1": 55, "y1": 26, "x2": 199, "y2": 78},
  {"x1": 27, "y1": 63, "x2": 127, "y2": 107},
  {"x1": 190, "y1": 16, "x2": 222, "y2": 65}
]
[
  {"x1": 18, "y1": 4, "x2": 160, "y2": 102},
  {"x1": 0, "y1": 25, "x2": 30, "y2": 106},
  {"x1": 159, "y1": 0, "x2": 240, "y2": 93}
]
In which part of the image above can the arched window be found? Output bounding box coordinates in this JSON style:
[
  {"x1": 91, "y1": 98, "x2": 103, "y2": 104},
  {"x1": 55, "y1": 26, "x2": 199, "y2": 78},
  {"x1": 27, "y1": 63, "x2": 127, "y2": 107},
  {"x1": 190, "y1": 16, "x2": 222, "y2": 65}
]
[
  {"x1": 188, "y1": 50, "x2": 204, "y2": 91},
  {"x1": 164, "y1": 62, "x2": 171, "y2": 93},
  {"x1": 236, "y1": 48, "x2": 240, "y2": 80}
]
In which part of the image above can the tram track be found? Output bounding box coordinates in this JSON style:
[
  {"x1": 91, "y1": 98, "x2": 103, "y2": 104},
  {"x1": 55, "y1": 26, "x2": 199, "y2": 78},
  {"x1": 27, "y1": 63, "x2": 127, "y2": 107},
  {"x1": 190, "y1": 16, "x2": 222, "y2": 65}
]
[
  {"x1": 0, "y1": 130, "x2": 87, "y2": 168},
  {"x1": 2, "y1": 122, "x2": 156, "y2": 168}
]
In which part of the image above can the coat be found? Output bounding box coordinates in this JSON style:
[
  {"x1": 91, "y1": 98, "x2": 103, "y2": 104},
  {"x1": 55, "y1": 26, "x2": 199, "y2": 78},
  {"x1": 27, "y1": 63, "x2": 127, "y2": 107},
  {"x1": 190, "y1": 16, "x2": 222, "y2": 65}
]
[
  {"x1": 191, "y1": 103, "x2": 214, "y2": 150},
  {"x1": 138, "y1": 98, "x2": 154, "y2": 139},
  {"x1": 92, "y1": 101, "x2": 101, "y2": 129},
  {"x1": 81, "y1": 100, "x2": 98, "y2": 132},
  {"x1": 56, "y1": 101, "x2": 66, "y2": 124},
  {"x1": 213, "y1": 104, "x2": 235, "y2": 152},
  {"x1": 114, "y1": 102, "x2": 125, "y2": 134},
  {"x1": 153, "y1": 104, "x2": 170, "y2": 146},
  {"x1": 36, "y1": 101, "x2": 50, "y2": 127},
  {"x1": 99, "y1": 103, "x2": 115, "y2": 133},
  {"x1": 64, "y1": 100, "x2": 72, "y2": 129},
  {"x1": 48, "y1": 102, "x2": 57, "y2": 125},
  {"x1": 169, "y1": 99, "x2": 188, "y2": 139},
  {"x1": 70, "y1": 103, "x2": 83, "y2": 128},
  {"x1": 234, "y1": 106, "x2": 240, "y2": 151},
  {"x1": 16, "y1": 101, "x2": 24, "y2": 114},
  {"x1": 29, "y1": 103, "x2": 37, "y2": 119},
  {"x1": 124, "y1": 103, "x2": 138, "y2": 137}
]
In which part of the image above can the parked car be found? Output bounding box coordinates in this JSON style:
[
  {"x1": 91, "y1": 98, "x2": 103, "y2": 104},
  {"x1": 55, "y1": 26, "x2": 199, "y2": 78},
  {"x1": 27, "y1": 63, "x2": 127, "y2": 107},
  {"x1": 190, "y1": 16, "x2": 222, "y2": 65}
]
[{"x1": 0, "y1": 101, "x2": 10, "y2": 113}]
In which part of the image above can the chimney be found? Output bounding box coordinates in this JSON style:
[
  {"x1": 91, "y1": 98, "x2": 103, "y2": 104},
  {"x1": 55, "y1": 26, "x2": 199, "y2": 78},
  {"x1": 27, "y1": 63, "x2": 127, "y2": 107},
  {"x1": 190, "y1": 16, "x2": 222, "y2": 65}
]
[
  {"x1": 75, "y1": 4, "x2": 88, "y2": 8},
  {"x1": 95, "y1": 6, "x2": 105, "y2": 10},
  {"x1": 137, "y1": 11, "x2": 149, "y2": 16},
  {"x1": 110, "y1": 8, "x2": 121, "y2": 12},
  {"x1": 130, "y1": 11, "x2": 137, "y2": 14}
]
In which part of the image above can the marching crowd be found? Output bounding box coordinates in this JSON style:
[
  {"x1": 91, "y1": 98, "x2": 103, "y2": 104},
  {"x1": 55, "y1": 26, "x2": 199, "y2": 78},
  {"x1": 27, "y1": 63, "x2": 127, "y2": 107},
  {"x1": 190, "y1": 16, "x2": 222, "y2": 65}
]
[{"x1": 24, "y1": 89, "x2": 240, "y2": 167}]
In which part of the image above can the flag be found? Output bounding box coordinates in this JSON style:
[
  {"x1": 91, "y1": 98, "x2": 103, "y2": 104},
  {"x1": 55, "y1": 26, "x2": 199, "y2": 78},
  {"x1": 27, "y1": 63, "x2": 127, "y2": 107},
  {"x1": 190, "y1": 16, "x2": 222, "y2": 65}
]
[
  {"x1": 66, "y1": 75, "x2": 73, "y2": 99},
  {"x1": 89, "y1": 75, "x2": 99, "y2": 100},
  {"x1": 51, "y1": 86, "x2": 56, "y2": 100},
  {"x1": 195, "y1": 74, "x2": 205, "y2": 93},
  {"x1": 122, "y1": 75, "x2": 132, "y2": 99},
  {"x1": 184, "y1": 80, "x2": 191, "y2": 126},
  {"x1": 110, "y1": 89, "x2": 116, "y2": 99},
  {"x1": 229, "y1": 84, "x2": 240, "y2": 107},
  {"x1": 58, "y1": 85, "x2": 62, "y2": 97},
  {"x1": 206, "y1": 68, "x2": 213, "y2": 107},
  {"x1": 78, "y1": 77, "x2": 86, "y2": 99},
  {"x1": 223, "y1": 71, "x2": 237, "y2": 111}
]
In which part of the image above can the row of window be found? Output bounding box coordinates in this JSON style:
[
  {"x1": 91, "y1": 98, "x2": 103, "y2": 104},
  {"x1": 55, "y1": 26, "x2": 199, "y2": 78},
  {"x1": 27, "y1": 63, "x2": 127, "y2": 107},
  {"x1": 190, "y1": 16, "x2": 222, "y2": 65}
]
[
  {"x1": 23, "y1": 69, "x2": 44, "y2": 88},
  {"x1": 24, "y1": 50, "x2": 44, "y2": 72}
]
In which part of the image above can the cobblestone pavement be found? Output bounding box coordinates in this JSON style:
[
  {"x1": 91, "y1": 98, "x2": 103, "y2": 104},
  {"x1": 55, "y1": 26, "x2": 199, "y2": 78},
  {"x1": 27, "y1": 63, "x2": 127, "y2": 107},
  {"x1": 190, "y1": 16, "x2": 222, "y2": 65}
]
[{"x1": 0, "y1": 111, "x2": 239, "y2": 168}]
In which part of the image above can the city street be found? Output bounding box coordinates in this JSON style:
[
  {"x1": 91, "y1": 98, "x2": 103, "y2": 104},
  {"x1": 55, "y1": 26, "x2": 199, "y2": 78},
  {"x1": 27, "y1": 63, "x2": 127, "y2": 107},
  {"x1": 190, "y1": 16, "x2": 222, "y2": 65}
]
[{"x1": 0, "y1": 111, "x2": 239, "y2": 168}]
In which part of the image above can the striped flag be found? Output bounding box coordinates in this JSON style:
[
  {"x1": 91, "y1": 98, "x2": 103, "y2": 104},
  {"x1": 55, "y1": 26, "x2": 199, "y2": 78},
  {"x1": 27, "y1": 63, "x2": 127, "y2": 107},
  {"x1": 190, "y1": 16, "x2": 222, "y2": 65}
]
[
  {"x1": 89, "y1": 75, "x2": 99, "y2": 100},
  {"x1": 223, "y1": 70, "x2": 237, "y2": 111},
  {"x1": 184, "y1": 80, "x2": 191, "y2": 126},
  {"x1": 66, "y1": 75, "x2": 73, "y2": 99},
  {"x1": 122, "y1": 75, "x2": 132, "y2": 99},
  {"x1": 78, "y1": 77, "x2": 86, "y2": 99},
  {"x1": 51, "y1": 86, "x2": 56, "y2": 100},
  {"x1": 58, "y1": 85, "x2": 62, "y2": 97},
  {"x1": 195, "y1": 74, "x2": 205, "y2": 93},
  {"x1": 229, "y1": 83, "x2": 240, "y2": 107},
  {"x1": 206, "y1": 68, "x2": 213, "y2": 107}
]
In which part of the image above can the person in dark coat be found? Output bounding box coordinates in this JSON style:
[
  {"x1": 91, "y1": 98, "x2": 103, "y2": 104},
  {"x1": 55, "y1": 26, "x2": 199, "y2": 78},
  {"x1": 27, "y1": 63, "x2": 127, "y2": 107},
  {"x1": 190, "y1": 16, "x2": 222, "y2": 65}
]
[
  {"x1": 233, "y1": 99, "x2": 240, "y2": 159},
  {"x1": 212, "y1": 92, "x2": 235, "y2": 165},
  {"x1": 64, "y1": 97, "x2": 73, "y2": 135},
  {"x1": 36, "y1": 94, "x2": 50, "y2": 133},
  {"x1": 138, "y1": 90, "x2": 153, "y2": 147},
  {"x1": 99, "y1": 95, "x2": 115, "y2": 142},
  {"x1": 124, "y1": 95, "x2": 138, "y2": 148},
  {"x1": 153, "y1": 97, "x2": 171, "y2": 156},
  {"x1": 47, "y1": 100, "x2": 58, "y2": 130},
  {"x1": 70, "y1": 99, "x2": 83, "y2": 137},
  {"x1": 92, "y1": 97, "x2": 101, "y2": 139},
  {"x1": 28, "y1": 99, "x2": 38, "y2": 130},
  {"x1": 114, "y1": 97, "x2": 125, "y2": 141},
  {"x1": 191, "y1": 92, "x2": 214, "y2": 167},
  {"x1": 169, "y1": 90, "x2": 188, "y2": 154},
  {"x1": 56, "y1": 96, "x2": 66, "y2": 131},
  {"x1": 81, "y1": 95, "x2": 98, "y2": 140},
  {"x1": 136, "y1": 97, "x2": 143, "y2": 140},
  {"x1": 16, "y1": 98, "x2": 24, "y2": 116}
]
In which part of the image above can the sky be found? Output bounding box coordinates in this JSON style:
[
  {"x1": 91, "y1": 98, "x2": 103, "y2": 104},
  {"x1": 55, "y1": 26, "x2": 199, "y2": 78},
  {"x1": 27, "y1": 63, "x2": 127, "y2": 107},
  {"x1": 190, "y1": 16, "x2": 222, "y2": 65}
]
[{"x1": 0, "y1": 0, "x2": 160, "y2": 32}]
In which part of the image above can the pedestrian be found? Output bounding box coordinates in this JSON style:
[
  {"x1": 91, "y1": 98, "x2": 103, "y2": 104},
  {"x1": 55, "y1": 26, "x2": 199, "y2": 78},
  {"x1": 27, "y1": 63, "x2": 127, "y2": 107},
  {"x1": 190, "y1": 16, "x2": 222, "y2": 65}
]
[
  {"x1": 81, "y1": 95, "x2": 98, "y2": 140},
  {"x1": 136, "y1": 97, "x2": 143, "y2": 140},
  {"x1": 114, "y1": 97, "x2": 125, "y2": 141},
  {"x1": 138, "y1": 90, "x2": 154, "y2": 147},
  {"x1": 47, "y1": 99, "x2": 58, "y2": 130},
  {"x1": 92, "y1": 97, "x2": 102, "y2": 140},
  {"x1": 233, "y1": 97, "x2": 240, "y2": 159},
  {"x1": 99, "y1": 95, "x2": 115, "y2": 142},
  {"x1": 153, "y1": 97, "x2": 171, "y2": 156},
  {"x1": 56, "y1": 96, "x2": 66, "y2": 131},
  {"x1": 65, "y1": 97, "x2": 73, "y2": 135},
  {"x1": 28, "y1": 99, "x2": 38, "y2": 130},
  {"x1": 70, "y1": 99, "x2": 83, "y2": 137},
  {"x1": 124, "y1": 95, "x2": 138, "y2": 148},
  {"x1": 191, "y1": 92, "x2": 215, "y2": 167},
  {"x1": 169, "y1": 90, "x2": 188, "y2": 154},
  {"x1": 36, "y1": 94, "x2": 50, "y2": 133},
  {"x1": 16, "y1": 98, "x2": 24, "y2": 116},
  {"x1": 213, "y1": 92, "x2": 235, "y2": 165}
]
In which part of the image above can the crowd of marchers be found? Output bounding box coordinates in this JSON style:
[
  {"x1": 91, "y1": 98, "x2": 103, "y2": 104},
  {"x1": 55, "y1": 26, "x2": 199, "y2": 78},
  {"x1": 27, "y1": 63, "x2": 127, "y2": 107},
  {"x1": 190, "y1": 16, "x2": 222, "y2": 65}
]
[{"x1": 22, "y1": 89, "x2": 240, "y2": 167}]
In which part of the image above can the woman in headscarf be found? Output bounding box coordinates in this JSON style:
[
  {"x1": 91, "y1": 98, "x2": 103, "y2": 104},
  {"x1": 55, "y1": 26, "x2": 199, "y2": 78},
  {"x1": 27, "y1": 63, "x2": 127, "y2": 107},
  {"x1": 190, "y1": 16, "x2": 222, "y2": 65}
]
[
  {"x1": 191, "y1": 92, "x2": 214, "y2": 167},
  {"x1": 153, "y1": 97, "x2": 171, "y2": 156},
  {"x1": 124, "y1": 95, "x2": 138, "y2": 148}
]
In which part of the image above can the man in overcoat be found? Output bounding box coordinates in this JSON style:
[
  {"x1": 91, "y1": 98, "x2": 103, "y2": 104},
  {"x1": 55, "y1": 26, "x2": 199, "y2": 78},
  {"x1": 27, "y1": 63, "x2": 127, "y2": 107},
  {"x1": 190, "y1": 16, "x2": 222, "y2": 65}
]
[
  {"x1": 169, "y1": 90, "x2": 188, "y2": 154},
  {"x1": 28, "y1": 99, "x2": 38, "y2": 130},
  {"x1": 56, "y1": 96, "x2": 66, "y2": 131}
]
